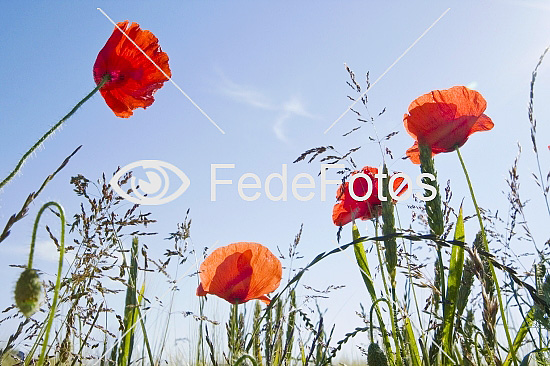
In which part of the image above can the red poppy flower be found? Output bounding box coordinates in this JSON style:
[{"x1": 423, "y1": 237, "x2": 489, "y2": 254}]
[
  {"x1": 196, "y1": 242, "x2": 282, "y2": 305},
  {"x1": 93, "y1": 21, "x2": 171, "y2": 118},
  {"x1": 332, "y1": 166, "x2": 407, "y2": 226},
  {"x1": 404, "y1": 86, "x2": 494, "y2": 164}
]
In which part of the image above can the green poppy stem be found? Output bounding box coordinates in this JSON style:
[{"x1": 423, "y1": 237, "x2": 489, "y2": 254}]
[
  {"x1": 24, "y1": 201, "x2": 66, "y2": 366},
  {"x1": 0, "y1": 74, "x2": 110, "y2": 192},
  {"x1": 417, "y1": 144, "x2": 446, "y2": 324},
  {"x1": 455, "y1": 147, "x2": 517, "y2": 366},
  {"x1": 370, "y1": 298, "x2": 391, "y2": 343},
  {"x1": 230, "y1": 302, "x2": 240, "y2": 363}
]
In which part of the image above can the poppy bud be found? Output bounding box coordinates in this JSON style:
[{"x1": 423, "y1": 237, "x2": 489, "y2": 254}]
[
  {"x1": 14, "y1": 268, "x2": 43, "y2": 317},
  {"x1": 367, "y1": 342, "x2": 388, "y2": 366}
]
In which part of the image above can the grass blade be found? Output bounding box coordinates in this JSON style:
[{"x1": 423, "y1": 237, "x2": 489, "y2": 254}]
[
  {"x1": 442, "y1": 207, "x2": 465, "y2": 363},
  {"x1": 352, "y1": 223, "x2": 394, "y2": 365},
  {"x1": 119, "y1": 237, "x2": 139, "y2": 366},
  {"x1": 503, "y1": 306, "x2": 535, "y2": 366},
  {"x1": 404, "y1": 315, "x2": 422, "y2": 366}
]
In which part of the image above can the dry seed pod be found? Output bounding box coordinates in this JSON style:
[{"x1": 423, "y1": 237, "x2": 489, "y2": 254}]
[
  {"x1": 367, "y1": 342, "x2": 388, "y2": 366},
  {"x1": 14, "y1": 268, "x2": 43, "y2": 317}
]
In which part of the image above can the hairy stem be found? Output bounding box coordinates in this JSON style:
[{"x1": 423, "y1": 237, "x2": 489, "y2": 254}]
[
  {"x1": 0, "y1": 74, "x2": 109, "y2": 191},
  {"x1": 25, "y1": 202, "x2": 66, "y2": 366}
]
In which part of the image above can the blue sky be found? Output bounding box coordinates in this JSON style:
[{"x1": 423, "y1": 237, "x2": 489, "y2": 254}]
[{"x1": 1, "y1": 0, "x2": 550, "y2": 360}]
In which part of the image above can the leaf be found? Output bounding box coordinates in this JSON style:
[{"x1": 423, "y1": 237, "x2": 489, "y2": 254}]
[
  {"x1": 503, "y1": 306, "x2": 535, "y2": 366},
  {"x1": 441, "y1": 206, "x2": 465, "y2": 363},
  {"x1": 404, "y1": 315, "x2": 422, "y2": 366},
  {"x1": 351, "y1": 223, "x2": 376, "y2": 299},
  {"x1": 351, "y1": 223, "x2": 394, "y2": 365}
]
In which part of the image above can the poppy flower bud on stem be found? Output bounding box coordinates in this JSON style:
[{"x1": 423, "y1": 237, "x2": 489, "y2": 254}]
[
  {"x1": 14, "y1": 268, "x2": 42, "y2": 317},
  {"x1": 15, "y1": 201, "x2": 66, "y2": 366}
]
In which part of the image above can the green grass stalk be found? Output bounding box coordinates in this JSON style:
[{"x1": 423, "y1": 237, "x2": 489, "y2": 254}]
[
  {"x1": 284, "y1": 290, "x2": 296, "y2": 366},
  {"x1": 418, "y1": 144, "x2": 446, "y2": 328},
  {"x1": 265, "y1": 302, "x2": 273, "y2": 364},
  {"x1": 253, "y1": 300, "x2": 264, "y2": 365},
  {"x1": 274, "y1": 298, "x2": 284, "y2": 365},
  {"x1": 404, "y1": 315, "x2": 422, "y2": 366},
  {"x1": 381, "y1": 164, "x2": 403, "y2": 366},
  {"x1": 503, "y1": 306, "x2": 535, "y2": 366},
  {"x1": 456, "y1": 147, "x2": 516, "y2": 365},
  {"x1": 352, "y1": 223, "x2": 393, "y2": 364},
  {"x1": 118, "y1": 236, "x2": 139, "y2": 366},
  {"x1": 442, "y1": 207, "x2": 465, "y2": 365},
  {"x1": 229, "y1": 303, "x2": 240, "y2": 363}
]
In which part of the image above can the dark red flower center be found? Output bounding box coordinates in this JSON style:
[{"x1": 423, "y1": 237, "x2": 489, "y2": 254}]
[{"x1": 107, "y1": 70, "x2": 124, "y2": 83}]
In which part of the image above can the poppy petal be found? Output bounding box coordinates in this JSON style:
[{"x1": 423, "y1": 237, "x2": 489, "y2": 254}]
[
  {"x1": 332, "y1": 166, "x2": 407, "y2": 226},
  {"x1": 246, "y1": 249, "x2": 282, "y2": 302},
  {"x1": 405, "y1": 145, "x2": 420, "y2": 164},
  {"x1": 197, "y1": 242, "x2": 282, "y2": 305},
  {"x1": 256, "y1": 295, "x2": 272, "y2": 305},
  {"x1": 470, "y1": 113, "x2": 494, "y2": 133},
  {"x1": 332, "y1": 200, "x2": 359, "y2": 226},
  {"x1": 99, "y1": 89, "x2": 134, "y2": 118},
  {"x1": 403, "y1": 86, "x2": 493, "y2": 163},
  {"x1": 196, "y1": 283, "x2": 207, "y2": 297}
]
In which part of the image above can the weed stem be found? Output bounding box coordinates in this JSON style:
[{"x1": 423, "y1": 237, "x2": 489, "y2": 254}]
[
  {"x1": 0, "y1": 74, "x2": 110, "y2": 192},
  {"x1": 456, "y1": 148, "x2": 517, "y2": 366},
  {"x1": 25, "y1": 202, "x2": 66, "y2": 366}
]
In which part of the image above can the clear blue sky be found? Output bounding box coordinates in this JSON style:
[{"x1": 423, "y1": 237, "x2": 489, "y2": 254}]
[{"x1": 1, "y1": 0, "x2": 550, "y2": 359}]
